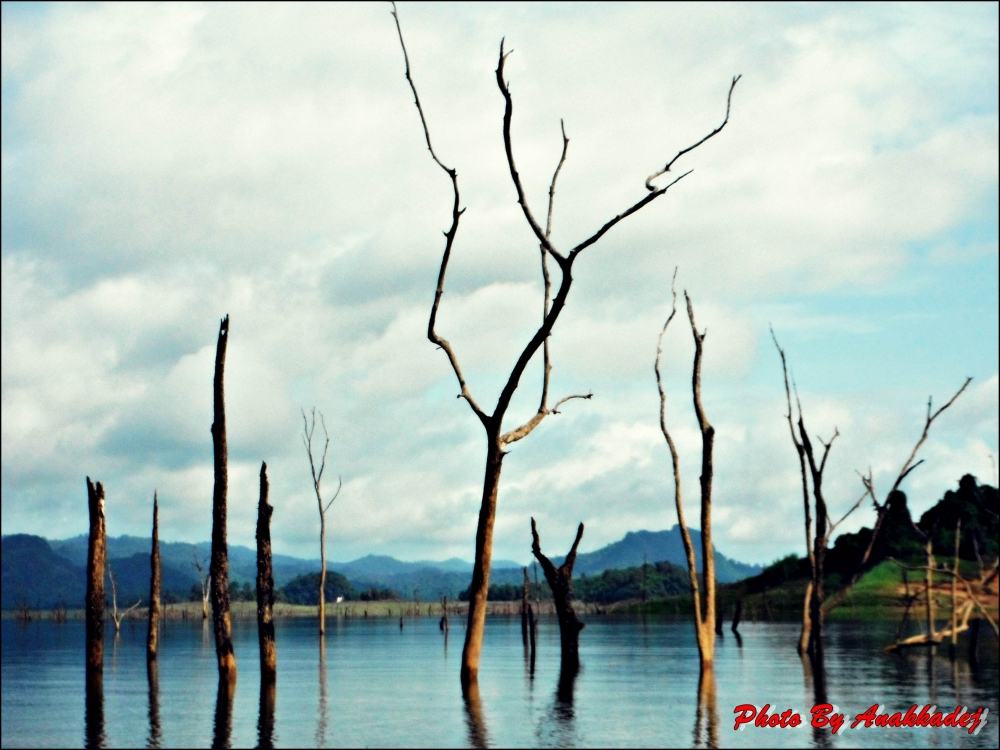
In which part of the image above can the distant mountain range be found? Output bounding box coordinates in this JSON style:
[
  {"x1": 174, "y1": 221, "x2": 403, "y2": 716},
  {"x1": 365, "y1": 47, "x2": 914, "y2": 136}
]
[{"x1": 1, "y1": 525, "x2": 760, "y2": 610}]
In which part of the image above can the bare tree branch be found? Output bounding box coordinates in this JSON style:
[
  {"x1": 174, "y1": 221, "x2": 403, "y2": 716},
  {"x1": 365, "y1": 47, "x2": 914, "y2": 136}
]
[
  {"x1": 645, "y1": 75, "x2": 742, "y2": 190},
  {"x1": 391, "y1": 2, "x2": 489, "y2": 427},
  {"x1": 655, "y1": 270, "x2": 704, "y2": 636},
  {"x1": 496, "y1": 43, "x2": 566, "y2": 266}
]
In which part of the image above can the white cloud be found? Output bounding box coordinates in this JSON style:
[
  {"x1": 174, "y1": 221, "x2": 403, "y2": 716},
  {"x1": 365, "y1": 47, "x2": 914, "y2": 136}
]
[{"x1": 1, "y1": 2, "x2": 996, "y2": 567}]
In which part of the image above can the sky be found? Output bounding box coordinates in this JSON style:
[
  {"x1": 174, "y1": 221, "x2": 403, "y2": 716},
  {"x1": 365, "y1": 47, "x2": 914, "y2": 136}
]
[{"x1": 2, "y1": 2, "x2": 997, "y2": 568}]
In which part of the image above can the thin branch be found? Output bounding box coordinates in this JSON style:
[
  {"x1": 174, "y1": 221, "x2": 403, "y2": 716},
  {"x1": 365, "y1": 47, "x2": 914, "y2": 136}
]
[
  {"x1": 565, "y1": 522, "x2": 586, "y2": 571},
  {"x1": 323, "y1": 476, "x2": 343, "y2": 514},
  {"x1": 645, "y1": 75, "x2": 741, "y2": 190},
  {"x1": 529, "y1": 517, "x2": 558, "y2": 582},
  {"x1": 829, "y1": 486, "x2": 870, "y2": 533},
  {"x1": 539, "y1": 119, "x2": 569, "y2": 412},
  {"x1": 391, "y1": 2, "x2": 489, "y2": 427},
  {"x1": 499, "y1": 392, "x2": 592, "y2": 447},
  {"x1": 655, "y1": 270, "x2": 704, "y2": 631},
  {"x1": 890, "y1": 377, "x2": 973, "y2": 496},
  {"x1": 569, "y1": 170, "x2": 692, "y2": 260},
  {"x1": 770, "y1": 327, "x2": 814, "y2": 571},
  {"x1": 496, "y1": 43, "x2": 566, "y2": 266}
]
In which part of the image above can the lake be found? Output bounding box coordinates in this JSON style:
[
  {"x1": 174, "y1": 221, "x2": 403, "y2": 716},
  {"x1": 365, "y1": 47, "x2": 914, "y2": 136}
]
[{"x1": 2, "y1": 615, "x2": 997, "y2": 748}]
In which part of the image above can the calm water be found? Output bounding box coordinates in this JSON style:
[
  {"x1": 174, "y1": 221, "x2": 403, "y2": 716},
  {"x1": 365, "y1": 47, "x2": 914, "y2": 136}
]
[{"x1": 1, "y1": 615, "x2": 997, "y2": 748}]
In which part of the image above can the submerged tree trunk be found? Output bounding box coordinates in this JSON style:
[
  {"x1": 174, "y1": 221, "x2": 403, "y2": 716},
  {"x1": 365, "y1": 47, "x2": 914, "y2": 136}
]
[
  {"x1": 302, "y1": 408, "x2": 342, "y2": 637},
  {"x1": 210, "y1": 315, "x2": 236, "y2": 683},
  {"x1": 256, "y1": 462, "x2": 277, "y2": 682},
  {"x1": 530, "y1": 517, "x2": 585, "y2": 671},
  {"x1": 147, "y1": 493, "x2": 161, "y2": 662},
  {"x1": 85, "y1": 477, "x2": 107, "y2": 679},
  {"x1": 461, "y1": 440, "x2": 503, "y2": 687},
  {"x1": 656, "y1": 285, "x2": 717, "y2": 670},
  {"x1": 390, "y1": 3, "x2": 739, "y2": 694}
]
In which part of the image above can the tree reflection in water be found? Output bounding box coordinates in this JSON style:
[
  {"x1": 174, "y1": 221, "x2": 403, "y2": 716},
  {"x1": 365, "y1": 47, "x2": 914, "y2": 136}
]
[
  {"x1": 463, "y1": 679, "x2": 489, "y2": 749},
  {"x1": 692, "y1": 667, "x2": 718, "y2": 749},
  {"x1": 84, "y1": 670, "x2": 105, "y2": 750},
  {"x1": 146, "y1": 660, "x2": 161, "y2": 749},
  {"x1": 212, "y1": 677, "x2": 235, "y2": 750},
  {"x1": 257, "y1": 676, "x2": 276, "y2": 750},
  {"x1": 315, "y1": 633, "x2": 328, "y2": 748}
]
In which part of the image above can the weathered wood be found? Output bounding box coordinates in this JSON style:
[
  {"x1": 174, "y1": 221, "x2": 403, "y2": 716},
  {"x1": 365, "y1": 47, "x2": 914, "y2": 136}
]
[
  {"x1": 731, "y1": 598, "x2": 742, "y2": 634},
  {"x1": 390, "y1": 2, "x2": 737, "y2": 693},
  {"x1": 656, "y1": 283, "x2": 718, "y2": 669},
  {"x1": 209, "y1": 315, "x2": 236, "y2": 683},
  {"x1": 530, "y1": 517, "x2": 585, "y2": 671},
  {"x1": 255, "y1": 462, "x2": 277, "y2": 681},
  {"x1": 302, "y1": 407, "x2": 342, "y2": 636},
  {"x1": 85, "y1": 477, "x2": 106, "y2": 677},
  {"x1": 147, "y1": 493, "x2": 161, "y2": 662}
]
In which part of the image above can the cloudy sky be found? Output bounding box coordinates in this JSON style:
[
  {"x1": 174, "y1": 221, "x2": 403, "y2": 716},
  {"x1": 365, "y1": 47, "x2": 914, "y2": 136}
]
[{"x1": 2, "y1": 2, "x2": 997, "y2": 568}]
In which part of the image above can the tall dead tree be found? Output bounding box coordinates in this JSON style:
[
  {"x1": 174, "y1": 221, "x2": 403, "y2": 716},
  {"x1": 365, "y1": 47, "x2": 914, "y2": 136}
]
[
  {"x1": 655, "y1": 280, "x2": 718, "y2": 670},
  {"x1": 210, "y1": 315, "x2": 236, "y2": 683},
  {"x1": 771, "y1": 330, "x2": 868, "y2": 660},
  {"x1": 147, "y1": 492, "x2": 161, "y2": 662},
  {"x1": 85, "y1": 477, "x2": 107, "y2": 679},
  {"x1": 256, "y1": 462, "x2": 277, "y2": 682},
  {"x1": 391, "y1": 3, "x2": 739, "y2": 690},
  {"x1": 302, "y1": 407, "x2": 342, "y2": 636},
  {"x1": 530, "y1": 517, "x2": 585, "y2": 671}
]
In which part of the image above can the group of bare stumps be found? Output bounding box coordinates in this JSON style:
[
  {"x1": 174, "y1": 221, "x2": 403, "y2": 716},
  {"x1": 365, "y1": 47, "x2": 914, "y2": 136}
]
[{"x1": 77, "y1": 5, "x2": 997, "y2": 747}]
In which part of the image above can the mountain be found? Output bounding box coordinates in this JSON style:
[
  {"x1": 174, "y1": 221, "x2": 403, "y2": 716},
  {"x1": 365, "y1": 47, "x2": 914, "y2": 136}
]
[
  {"x1": 2, "y1": 534, "x2": 83, "y2": 610},
  {"x1": 3, "y1": 526, "x2": 760, "y2": 608},
  {"x1": 550, "y1": 526, "x2": 761, "y2": 583}
]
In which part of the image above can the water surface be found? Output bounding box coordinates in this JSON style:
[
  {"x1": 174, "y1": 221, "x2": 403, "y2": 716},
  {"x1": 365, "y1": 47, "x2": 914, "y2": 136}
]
[{"x1": 2, "y1": 615, "x2": 997, "y2": 747}]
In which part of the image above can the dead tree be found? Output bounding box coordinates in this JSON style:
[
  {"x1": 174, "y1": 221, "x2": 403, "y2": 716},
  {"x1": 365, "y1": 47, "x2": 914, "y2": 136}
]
[
  {"x1": 210, "y1": 315, "x2": 237, "y2": 683},
  {"x1": 256, "y1": 462, "x2": 277, "y2": 682},
  {"x1": 655, "y1": 280, "x2": 718, "y2": 670},
  {"x1": 193, "y1": 553, "x2": 210, "y2": 620},
  {"x1": 107, "y1": 559, "x2": 141, "y2": 633},
  {"x1": 147, "y1": 492, "x2": 161, "y2": 662},
  {"x1": 86, "y1": 477, "x2": 107, "y2": 677},
  {"x1": 302, "y1": 407, "x2": 342, "y2": 636},
  {"x1": 772, "y1": 330, "x2": 874, "y2": 659},
  {"x1": 530, "y1": 518, "x2": 585, "y2": 670},
  {"x1": 849, "y1": 378, "x2": 972, "y2": 586},
  {"x1": 391, "y1": 2, "x2": 738, "y2": 690}
]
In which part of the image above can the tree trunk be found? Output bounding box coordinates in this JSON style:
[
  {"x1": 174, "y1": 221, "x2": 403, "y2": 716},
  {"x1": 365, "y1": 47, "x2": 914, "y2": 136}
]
[
  {"x1": 460, "y1": 438, "x2": 503, "y2": 689},
  {"x1": 798, "y1": 580, "x2": 813, "y2": 655},
  {"x1": 924, "y1": 538, "x2": 936, "y2": 644},
  {"x1": 951, "y1": 520, "x2": 960, "y2": 650},
  {"x1": 85, "y1": 477, "x2": 106, "y2": 679},
  {"x1": 210, "y1": 315, "x2": 236, "y2": 683},
  {"x1": 202, "y1": 579, "x2": 210, "y2": 621},
  {"x1": 256, "y1": 462, "x2": 277, "y2": 682},
  {"x1": 731, "y1": 598, "x2": 742, "y2": 634},
  {"x1": 530, "y1": 517, "x2": 585, "y2": 672},
  {"x1": 319, "y1": 515, "x2": 326, "y2": 635},
  {"x1": 147, "y1": 493, "x2": 161, "y2": 662}
]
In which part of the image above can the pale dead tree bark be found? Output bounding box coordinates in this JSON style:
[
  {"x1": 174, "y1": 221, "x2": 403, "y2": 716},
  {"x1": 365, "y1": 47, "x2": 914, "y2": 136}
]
[
  {"x1": 771, "y1": 328, "x2": 814, "y2": 655},
  {"x1": 256, "y1": 462, "x2": 277, "y2": 682},
  {"x1": 391, "y1": 3, "x2": 739, "y2": 691},
  {"x1": 530, "y1": 517, "x2": 585, "y2": 671},
  {"x1": 655, "y1": 277, "x2": 717, "y2": 670},
  {"x1": 302, "y1": 407, "x2": 342, "y2": 636},
  {"x1": 770, "y1": 329, "x2": 870, "y2": 660},
  {"x1": 847, "y1": 378, "x2": 973, "y2": 587},
  {"x1": 193, "y1": 553, "x2": 210, "y2": 619},
  {"x1": 107, "y1": 560, "x2": 141, "y2": 634},
  {"x1": 210, "y1": 315, "x2": 237, "y2": 684},
  {"x1": 86, "y1": 477, "x2": 107, "y2": 676},
  {"x1": 147, "y1": 492, "x2": 161, "y2": 662}
]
